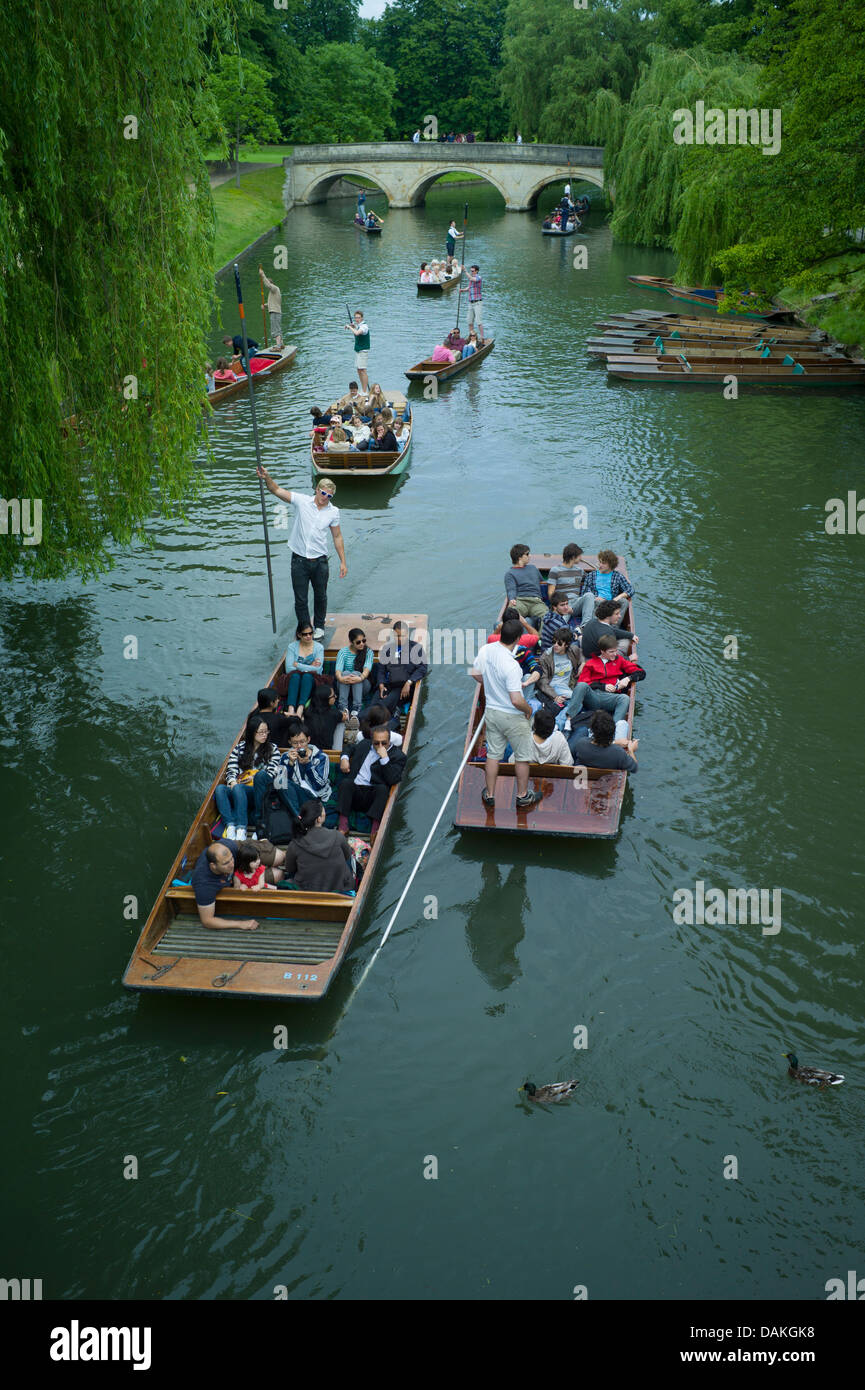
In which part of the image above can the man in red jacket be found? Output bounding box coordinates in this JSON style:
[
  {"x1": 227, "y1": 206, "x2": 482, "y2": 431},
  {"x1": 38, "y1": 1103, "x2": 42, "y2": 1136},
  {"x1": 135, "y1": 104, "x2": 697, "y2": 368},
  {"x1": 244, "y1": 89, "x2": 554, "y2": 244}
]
[{"x1": 564, "y1": 634, "x2": 645, "y2": 730}]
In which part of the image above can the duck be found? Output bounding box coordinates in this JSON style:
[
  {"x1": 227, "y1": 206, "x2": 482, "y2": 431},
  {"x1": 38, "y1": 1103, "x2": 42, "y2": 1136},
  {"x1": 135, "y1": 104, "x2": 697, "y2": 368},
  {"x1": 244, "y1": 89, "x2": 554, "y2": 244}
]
[
  {"x1": 783, "y1": 1052, "x2": 844, "y2": 1087},
  {"x1": 521, "y1": 1079, "x2": 579, "y2": 1103}
]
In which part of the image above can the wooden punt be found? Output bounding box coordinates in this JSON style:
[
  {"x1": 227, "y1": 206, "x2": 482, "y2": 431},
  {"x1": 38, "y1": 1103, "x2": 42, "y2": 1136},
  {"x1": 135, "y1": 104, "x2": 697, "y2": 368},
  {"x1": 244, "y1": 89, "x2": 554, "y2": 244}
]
[
  {"x1": 607, "y1": 358, "x2": 865, "y2": 386},
  {"x1": 354, "y1": 217, "x2": 382, "y2": 235},
  {"x1": 417, "y1": 271, "x2": 461, "y2": 295},
  {"x1": 596, "y1": 313, "x2": 813, "y2": 339},
  {"x1": 595, "y1": 343, "x2": 843, "y2": 363},
  {"x1": 454, "y1": 554, "x2": 636, "y2": 839},
  {"x1": 122, "y1": 612, "x2": 427, "y2": 1002},
  {"x1": 624, "y1": 281, "x2": 789, "y2": 320},
  {"x1": 311, "y1": 403, "x2": 413, "y2": 478},
  {"x1": 208, "y1": 346, "x2": 297, "y2": 406},
  {"x1": 405, "y1": 337, "x2": 494, "y2": 381},
  {"x1": 541, "y1": 218, "x2": 580, "y2": 236},
  {"x1": 587, "y1": 331, "x2": 830, "y2": 356}
]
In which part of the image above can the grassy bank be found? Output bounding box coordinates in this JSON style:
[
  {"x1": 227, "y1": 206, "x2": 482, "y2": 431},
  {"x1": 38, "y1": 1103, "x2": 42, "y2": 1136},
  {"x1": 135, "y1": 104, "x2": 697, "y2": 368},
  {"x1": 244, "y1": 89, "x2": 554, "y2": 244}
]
[
  {"x1": 212, "y1": 166, "x2": 286, "y2": 270},
  {"x1": 206, "y1": 143, "x2": 293, "y2": 165}
]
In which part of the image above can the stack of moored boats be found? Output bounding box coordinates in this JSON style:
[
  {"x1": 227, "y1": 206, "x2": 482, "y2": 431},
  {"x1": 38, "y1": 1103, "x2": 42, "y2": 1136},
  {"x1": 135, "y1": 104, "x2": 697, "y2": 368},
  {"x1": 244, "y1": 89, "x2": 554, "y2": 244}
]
[{"x1": 590, "y1": 312, "x2": 865, "y2": 388}]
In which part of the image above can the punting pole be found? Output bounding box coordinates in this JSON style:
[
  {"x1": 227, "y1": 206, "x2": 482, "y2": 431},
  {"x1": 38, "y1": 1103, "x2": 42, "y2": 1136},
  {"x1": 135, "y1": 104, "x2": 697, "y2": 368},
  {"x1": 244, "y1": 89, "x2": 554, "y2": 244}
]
[
  {"x1": 233, "y1": 263, "x2": 277, "y2": 635},
  {"x1": 347, "y1": 716, "x2": 486, "y2": 1000},
  {"x1": 259, "y1": 268, "x2": 269, "y2": 348},
  {"x1": 454, "y1": 201, "x2": 468, "y2": 334}
]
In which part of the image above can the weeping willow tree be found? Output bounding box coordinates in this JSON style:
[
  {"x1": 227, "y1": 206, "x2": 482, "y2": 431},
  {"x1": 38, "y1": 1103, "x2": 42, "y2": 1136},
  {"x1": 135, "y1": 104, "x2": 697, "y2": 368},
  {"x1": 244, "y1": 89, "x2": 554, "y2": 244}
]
[
  {"x1": 591, "y1": 45, "x2": 761, "y2": 250},
  {"x1": 0, "y1": 1, "x2": 231, "y2": 581}
]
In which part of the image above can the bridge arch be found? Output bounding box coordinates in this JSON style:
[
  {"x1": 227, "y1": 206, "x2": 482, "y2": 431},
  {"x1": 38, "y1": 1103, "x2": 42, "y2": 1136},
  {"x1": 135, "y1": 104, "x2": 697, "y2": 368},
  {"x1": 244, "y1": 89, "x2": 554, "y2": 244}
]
[
  {"x1": 302, "y1": 168, "x2": 396, "y2": 205},
  {"x1": 525, "y1": 170, "x2": 605, "y2": 210},
  {"x1": 407, "y1": 167, "x2": 508, "y2": 207}
]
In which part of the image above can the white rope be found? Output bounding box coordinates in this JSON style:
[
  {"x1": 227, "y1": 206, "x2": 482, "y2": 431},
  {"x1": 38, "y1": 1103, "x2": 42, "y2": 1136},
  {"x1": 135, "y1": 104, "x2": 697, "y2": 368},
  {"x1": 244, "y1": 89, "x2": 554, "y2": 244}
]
[{"x1": 348, "y1": 717, "x2": 486, "y2": 995}]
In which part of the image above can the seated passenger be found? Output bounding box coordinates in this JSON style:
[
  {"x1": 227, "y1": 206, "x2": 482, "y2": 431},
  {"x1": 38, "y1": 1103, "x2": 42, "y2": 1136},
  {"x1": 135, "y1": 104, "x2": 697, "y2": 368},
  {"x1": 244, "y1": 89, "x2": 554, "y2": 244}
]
[
  {"x1": 445, "y1": 328, "x2": 466, "y2": 352},
  {"x1": 508, "y1": 706, "x2": 573, "y2": 766},
  {"x1": 284, "y1": 622, "x2": 325, "y2": 714},
  {"x1": 504, "y1": 543, "x2": 547, "y2": 626},
  {"x1": 580, "y1": 549, "x2": 634, "y2": 614},
  {"x1": 540, "y1": 595, "x2": 582, "y2": 651},
  {"x1": 305, "y1": 682, "x2": 349, "y2": 752},
  {"x1": 274, "y1": 722, "x2": 332, "y2": 817},
  {"x1": 212, "y1": 357, "x2": 237, "y2": 385},
  {"x1": 191, "y1": 838, "x2": 288, "y2": 931},
  {"x1": 336, "y1": 627, "x2": 374, "y2": 715},
  {"x1": 565, "y1": 634, "x2": 645, "y2": 730},
  {"x1": 205, "y1": 362, "x2": 214, "y2": 392},
  {"x1": 367, "y1": 384, "x2": 387, "y2": 413},
  {"x1": 337, "y1": 724, "x2": 406, "y2": 844},
  {"x1": 338, "y1": 381, "x2": 368, "y2": 412},
  {"x1": 344, "y1": 413, "x2": 370, "y2": 448},
  {"x1": 373, "y1": 620, "x2": 428, "y2": 713},
  {"x1": 461, "y1": 330, "x2": 479, "y2": 359},
  {"x1": 580, "y1": 598, "x2": 638, "y2": 659},
  {"x1": 488, "y1": 604, "x2": 540, "y2": 647},
  {"x1": 282, "y1": 799, "x2": 356, "y2": 894},
  {"x1": 215, "y1": 714, "x2": 282, "y2": 840},
  {"x1": 537, "y1": 628, "x2": 582, "y2": 727},
  {"x1": 232, "y1": 843, "x2": 278, "y2": 892},
  {"x1": 370, "y1": 422, "x2": 398, "y2": 451},
  {"x1": 568, "y1": 708, "x2": 638, "y2": 770},
  {"x1": 431, "y1": 342, "x2": 458, "y2": 363},
  {"x1": 325, "y1": 424, "x2": 351, "y2": 452},
  {"x1": 248, "y1": 686, "x2": 294, "y2": 747},
  {"x1": 547, "y1": 542, "x2": 593, "y2": 622},
  {"x1": 392, "y1": 417, "x2": 410, "y2": 449},
  {"x1": 419, "y1": 261, "x2": 432, "y2": 283}
]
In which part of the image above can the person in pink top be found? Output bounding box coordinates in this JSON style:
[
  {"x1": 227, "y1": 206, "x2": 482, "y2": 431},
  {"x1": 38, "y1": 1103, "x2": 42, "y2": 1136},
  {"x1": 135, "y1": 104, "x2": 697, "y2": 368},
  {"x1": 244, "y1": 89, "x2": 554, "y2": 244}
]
[{"x1": 431, "y1": 343, "x2": 458, "y2": 364}]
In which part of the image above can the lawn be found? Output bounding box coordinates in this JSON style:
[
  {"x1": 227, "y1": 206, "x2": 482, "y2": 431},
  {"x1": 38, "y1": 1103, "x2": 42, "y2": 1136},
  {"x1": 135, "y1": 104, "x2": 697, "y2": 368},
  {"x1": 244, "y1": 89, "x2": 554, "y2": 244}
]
[
  {"x1": 206, "y1": 143, "x2": 294, "y2": 165},
  {"x1": 212, "y1": 166, "x2": 287, "y2": 270}
]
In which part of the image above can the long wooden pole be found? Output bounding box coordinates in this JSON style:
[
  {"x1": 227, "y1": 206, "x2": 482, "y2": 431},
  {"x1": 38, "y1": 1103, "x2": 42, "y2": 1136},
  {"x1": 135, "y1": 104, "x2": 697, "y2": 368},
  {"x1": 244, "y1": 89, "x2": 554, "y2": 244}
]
[
  {"x1": 233, "y1": 263, "x2": 277, "y2": 635},
  {"x1": 346, "y1": 716, "x2": 487, "y2": 1002},
  {"x1": 259, "y1": 270, "x2": 269, "y2": 348},
  {"x1": 454, "y1": 201, "x2": 468, "y2": 333}
]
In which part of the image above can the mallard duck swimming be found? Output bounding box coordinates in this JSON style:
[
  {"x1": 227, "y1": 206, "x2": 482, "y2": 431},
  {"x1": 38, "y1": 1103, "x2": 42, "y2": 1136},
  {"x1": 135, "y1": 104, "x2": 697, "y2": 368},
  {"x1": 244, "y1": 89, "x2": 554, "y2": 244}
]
[
  {"x1": 521, "y1": 1080, "x2": 579, "y2": 1103},
  {"x1": 783, "y1": 1052, "x2": 844, "y2": 1087}
]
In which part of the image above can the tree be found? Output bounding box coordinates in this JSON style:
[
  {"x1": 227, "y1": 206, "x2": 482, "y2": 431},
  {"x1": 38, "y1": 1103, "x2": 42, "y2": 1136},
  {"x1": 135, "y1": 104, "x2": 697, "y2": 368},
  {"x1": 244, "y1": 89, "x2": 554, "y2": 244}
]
[
  {"x1": 290, "y1": 43, "x2": 396, "y2": 143},
  {"x1": 204, "y1": 53, "x2": 282, "y2": 170},
  {"x1": 0, "y1": 0, "x2": 229, "y2": 580}
]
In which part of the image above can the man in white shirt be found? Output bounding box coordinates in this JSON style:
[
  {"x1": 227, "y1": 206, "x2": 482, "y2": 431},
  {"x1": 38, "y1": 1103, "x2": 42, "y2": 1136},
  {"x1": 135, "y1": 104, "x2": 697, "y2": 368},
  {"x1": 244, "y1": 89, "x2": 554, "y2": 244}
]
[
  {"x1": 471, "y1": 617, "x2": 543, "y2": 811},
  {"x1": 412, "y1": 129, "x2": 421, "y2": 143},
  {"x1": 257, "y1": 468, "x2": 348, "y2": 640}
]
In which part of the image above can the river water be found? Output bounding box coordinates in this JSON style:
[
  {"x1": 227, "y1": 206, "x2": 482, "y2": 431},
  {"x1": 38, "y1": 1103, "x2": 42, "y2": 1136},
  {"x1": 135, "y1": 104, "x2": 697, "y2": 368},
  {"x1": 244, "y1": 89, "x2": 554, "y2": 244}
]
[{"x1": 3, "y1": 183, "x2": 864, "y2": 1301}]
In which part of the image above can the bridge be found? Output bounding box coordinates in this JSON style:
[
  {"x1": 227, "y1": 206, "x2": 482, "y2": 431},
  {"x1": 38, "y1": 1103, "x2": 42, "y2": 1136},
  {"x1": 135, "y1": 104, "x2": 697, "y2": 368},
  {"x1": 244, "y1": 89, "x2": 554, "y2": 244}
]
[{"x1": 284, "y1": 142, "x2": 605, "y2": 213}]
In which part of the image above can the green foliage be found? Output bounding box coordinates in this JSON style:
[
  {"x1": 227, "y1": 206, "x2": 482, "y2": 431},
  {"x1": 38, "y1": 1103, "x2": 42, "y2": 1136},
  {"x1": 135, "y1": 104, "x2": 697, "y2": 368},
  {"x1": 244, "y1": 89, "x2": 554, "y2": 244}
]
[
  {"x1": 288, "y1": 42, "x2": 396, "y2": 142},
  {"x1": 0, "y1": 0, "x2": 230, "y2": 581},
  {"x1": 204, "y1": 53, "x2": 282, "y2": 160},
  {"x1": 372, "y1": 0, "x2": 508, "y2": 139}
]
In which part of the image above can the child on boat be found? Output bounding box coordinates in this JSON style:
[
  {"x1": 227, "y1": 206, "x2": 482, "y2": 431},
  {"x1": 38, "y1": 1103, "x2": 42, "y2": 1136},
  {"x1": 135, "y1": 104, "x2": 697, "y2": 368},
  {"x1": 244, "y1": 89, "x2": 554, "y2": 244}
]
[{"x1": 232, "y1": 843, "x2": 277, "y2": 892}]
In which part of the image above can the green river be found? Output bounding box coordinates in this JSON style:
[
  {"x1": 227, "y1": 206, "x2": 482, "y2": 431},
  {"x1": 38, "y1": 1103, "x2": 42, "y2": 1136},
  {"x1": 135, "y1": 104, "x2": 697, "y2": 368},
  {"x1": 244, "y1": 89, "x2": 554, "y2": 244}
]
[{"x1": 3, "y1": 183, "x2": 864, "y2": 1300}]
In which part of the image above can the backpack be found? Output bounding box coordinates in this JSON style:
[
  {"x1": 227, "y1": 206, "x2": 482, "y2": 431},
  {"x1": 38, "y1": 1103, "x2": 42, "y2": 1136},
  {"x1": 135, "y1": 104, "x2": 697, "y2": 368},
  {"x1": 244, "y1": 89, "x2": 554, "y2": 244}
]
[{"x1": 261, "y1": 790, "x2": 295, "y2": 846}]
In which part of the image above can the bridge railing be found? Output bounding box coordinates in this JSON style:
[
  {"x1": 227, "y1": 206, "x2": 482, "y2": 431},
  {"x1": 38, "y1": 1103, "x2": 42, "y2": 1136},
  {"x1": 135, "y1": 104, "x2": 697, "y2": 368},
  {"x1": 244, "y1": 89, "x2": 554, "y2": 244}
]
[{"x1": 288, "y1": 141, "x2": 603, "y2": 166}]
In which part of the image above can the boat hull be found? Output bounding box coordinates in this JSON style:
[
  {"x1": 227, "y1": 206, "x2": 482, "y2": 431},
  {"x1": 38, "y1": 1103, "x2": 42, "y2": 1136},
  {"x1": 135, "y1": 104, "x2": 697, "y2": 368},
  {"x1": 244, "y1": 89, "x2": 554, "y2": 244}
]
[
  {"x1": 208, "y1": 346, "x2": 297, "y2": 406},
  {"x1": 405, "y1": 337, "x2": 494, "y2": 381}
]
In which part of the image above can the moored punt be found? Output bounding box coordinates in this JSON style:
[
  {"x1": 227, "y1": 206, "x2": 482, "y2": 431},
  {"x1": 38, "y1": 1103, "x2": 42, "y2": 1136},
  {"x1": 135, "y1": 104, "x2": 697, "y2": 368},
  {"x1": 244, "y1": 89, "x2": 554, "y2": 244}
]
[
  {"x1": 454, "y1": 553, "x2": 637, "y2": 839},
  {"x1": 122, "y1": 612, "x2": 427, "y2": 1002},
  {"x1": 593, "y1": 314, "x2": 822, "y2": 342},
  {"x1": 587, "y1": 328, "x2": 829, "y2": 354},
  {"x1": 624, "y1": 279, "x2": 791, "y2": 320},
  {"x1": 626, "y1": 275, "x2": 672, "y2": 293},
  {"x1": 208, "y1": 346, "x2": 298, "y2": 406},
  {"x1": 405, "y1": 337, "x2": 495, "y2": 382},
  {"x1": 593, "y1": 343, "x2": 845, "y2": 363},
  {"x1": 312, "y1": 400, "x2": 412, "y2": 478},
  {"x1": 587, "y1": 336, "x2": 831, "y2": 358},
  {"x1": 606, "y1": 357, "x2": 865, "y2": 386}
]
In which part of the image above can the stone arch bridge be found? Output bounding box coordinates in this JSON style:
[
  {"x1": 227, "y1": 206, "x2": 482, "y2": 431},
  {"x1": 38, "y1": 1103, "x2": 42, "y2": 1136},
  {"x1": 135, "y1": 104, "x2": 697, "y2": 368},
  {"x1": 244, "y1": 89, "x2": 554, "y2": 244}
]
[{"x1": 284, "y1": 142, "x2": 604, "y2": 213}]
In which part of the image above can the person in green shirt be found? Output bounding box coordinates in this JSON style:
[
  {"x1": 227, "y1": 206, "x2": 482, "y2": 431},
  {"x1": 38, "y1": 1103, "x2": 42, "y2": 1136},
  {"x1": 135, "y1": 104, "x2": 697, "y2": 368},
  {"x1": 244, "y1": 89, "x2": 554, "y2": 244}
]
[{"x1": 345, "y1": 310, "x2": 370, "y2": 393}]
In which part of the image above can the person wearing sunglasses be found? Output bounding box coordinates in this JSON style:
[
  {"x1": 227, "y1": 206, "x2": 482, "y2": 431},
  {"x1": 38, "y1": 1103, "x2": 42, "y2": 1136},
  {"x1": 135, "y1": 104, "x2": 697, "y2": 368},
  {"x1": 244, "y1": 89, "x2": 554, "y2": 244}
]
[
  {"x1": 257, "y1": 467, "x2": 348, "y2": 641},
  {"x1": 335, "y1": 627, "x2": 373, "y2": 719},
  {"x1": 283, "y1": 623, "x2": 325, "y2": 715}
]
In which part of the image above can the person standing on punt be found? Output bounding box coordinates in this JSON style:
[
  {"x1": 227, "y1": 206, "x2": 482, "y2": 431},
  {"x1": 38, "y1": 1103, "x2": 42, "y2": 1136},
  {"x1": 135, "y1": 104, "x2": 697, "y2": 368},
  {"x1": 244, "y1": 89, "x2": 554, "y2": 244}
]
[
  {"x1": 345, "y1": 309, "x2": 370, "y2": 394},
  {"x1": 257, "y1": 469, "x2": 348, "y2": 640},
  {"x1": 459, "y1": 265, "x2": 485, "y2": 344},
  {"x1": 446, "y1": 218, "x2": 463, "y2": 259},
  {"x1": 471, "y1": 617, "x2": 543, "y2": 813},
  {"x1": 258, "y1": 265, "x2": 283, "y2": 348}
]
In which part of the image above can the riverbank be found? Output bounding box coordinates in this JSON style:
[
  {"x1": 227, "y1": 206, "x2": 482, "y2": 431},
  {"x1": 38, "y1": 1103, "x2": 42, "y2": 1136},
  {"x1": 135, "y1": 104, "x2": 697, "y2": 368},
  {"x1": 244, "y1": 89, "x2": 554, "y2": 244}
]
[{"x1": 212, "y1": 165, "x2": 286, "y2": 273}]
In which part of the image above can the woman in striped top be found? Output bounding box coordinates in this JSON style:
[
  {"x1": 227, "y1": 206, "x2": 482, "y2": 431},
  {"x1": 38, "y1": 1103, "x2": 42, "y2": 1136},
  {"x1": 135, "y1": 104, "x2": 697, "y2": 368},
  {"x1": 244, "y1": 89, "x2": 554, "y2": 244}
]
[{"x1": 217, "y1": 715, "x2": 282, "y2": 841}]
